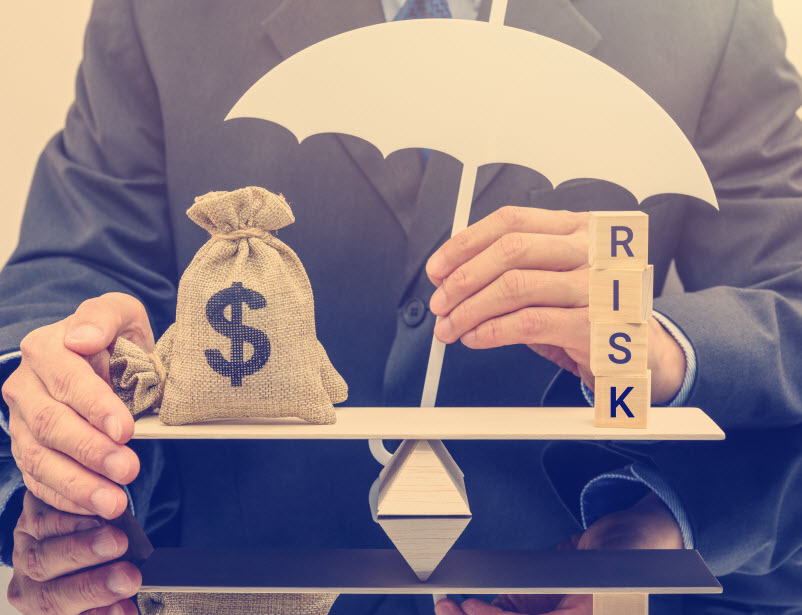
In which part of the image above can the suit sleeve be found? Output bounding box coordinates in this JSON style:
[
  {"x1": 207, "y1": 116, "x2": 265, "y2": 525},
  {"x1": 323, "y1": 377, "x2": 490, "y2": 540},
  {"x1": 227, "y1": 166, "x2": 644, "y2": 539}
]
[
  {"x1": 653, "y1": 0, "x2": 802, "y2": 429},
  {"x1": 0, "y1": 0, "x2": 178, "y2": 350},
  {"x1": 0, "y1": 0, "x2": 178, "y2": 551}
]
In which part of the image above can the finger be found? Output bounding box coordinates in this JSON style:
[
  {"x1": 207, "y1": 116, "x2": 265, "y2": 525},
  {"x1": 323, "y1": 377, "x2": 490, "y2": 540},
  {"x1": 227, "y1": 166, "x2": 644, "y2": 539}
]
[
  {"x1": 427, "y1": 207, "x2": 587, "y2": 284},
  {"x1": 460, "y1": 307, "x2": 590, "y2": 353},
  {"x1": 459, "y1": 598, "x2": 509, "y2": 614},
  {"x1": 10, "y1": 368, "x2": 139, "y2": 484},
  {"x1": 429, "y1": 232, "x2": 587, "y2": 316},
  {"x1": 81, "y1": 599, "x2": 139, "y2": 615},
  {"x1": 18, "y1": 524, "x2": 128, "y2": 582},
  {"x1": 17, "y1": 490, "x2": 102, "y2": 540},
  {"x1": 13, "y1": 423, "x2": 129, "y2": 519},
  {"x1": 435, "y1": 598, "x2": 468, "y2": 615},
  {"x1": 434, "y1": 269, "x2": 587, "y2": 343},
  {"x1": 64, "y1": 293, "x2": 155, "y2": 355},
  {"x1": 18, "y1": 329, "x2": 134, "y2": 443},
  {"x1": 16, "y1": 561, "x2": 140, "y2": 615},
  {"x1": 18, "y1": 476, "x2": 97, "y2": 517}
]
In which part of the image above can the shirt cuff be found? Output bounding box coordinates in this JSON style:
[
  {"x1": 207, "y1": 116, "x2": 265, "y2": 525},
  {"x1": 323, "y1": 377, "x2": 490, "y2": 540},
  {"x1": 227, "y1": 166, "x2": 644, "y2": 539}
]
[
  {"x1": 580, "y1": 462, "x2": 694, "y2": 549},
  {"x1": 580, "y1": 310, "x2": 698, "y2": 407},
  {"x1": 0, "y1": 351, "x2": 22, "y2": 436}
]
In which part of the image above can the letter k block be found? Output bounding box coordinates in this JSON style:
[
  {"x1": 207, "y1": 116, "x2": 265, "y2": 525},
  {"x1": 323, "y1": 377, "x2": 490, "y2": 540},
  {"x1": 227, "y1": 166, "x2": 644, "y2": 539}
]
[{"x1": 594, "y1": 371, "x2": 651, "y2": 429}]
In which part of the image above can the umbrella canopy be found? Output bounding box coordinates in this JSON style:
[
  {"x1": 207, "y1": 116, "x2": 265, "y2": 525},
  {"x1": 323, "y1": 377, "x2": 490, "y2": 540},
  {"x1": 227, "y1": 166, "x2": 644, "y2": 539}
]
[
  {"x1": 227, "y1": 18, "x2": 717, "y2": 207},
  {"x1": 226, "y1": 5, "x2": 718, "y2": 409}
]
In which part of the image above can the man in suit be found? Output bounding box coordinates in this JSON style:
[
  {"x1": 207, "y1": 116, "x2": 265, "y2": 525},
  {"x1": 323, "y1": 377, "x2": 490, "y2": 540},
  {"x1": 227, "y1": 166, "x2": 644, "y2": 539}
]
[{"x1": 1, "y1": 0, "x2": 802, "y2": 613}]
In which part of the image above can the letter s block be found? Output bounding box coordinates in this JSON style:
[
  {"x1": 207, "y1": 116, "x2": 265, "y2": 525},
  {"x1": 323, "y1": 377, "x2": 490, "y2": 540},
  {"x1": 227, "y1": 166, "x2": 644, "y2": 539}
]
[
  {"x1": 589, "y1": 266, "x2": 653, "y2": 323},
  {"x1": 590, "y1": 322, "x2": 648, "y2": 376},
  {"x1": 594, "y1": 371, "x2": 651, "y2": 429},
  {"x1": 589, "y1": 211, "x2": 649, "y2": 269}
]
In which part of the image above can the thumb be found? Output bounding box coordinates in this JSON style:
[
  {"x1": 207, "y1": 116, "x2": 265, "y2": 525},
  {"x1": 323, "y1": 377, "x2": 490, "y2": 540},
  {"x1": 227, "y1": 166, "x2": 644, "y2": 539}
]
[{"x1": 64, "y1": 293, "x2": 155, "y2": 356}]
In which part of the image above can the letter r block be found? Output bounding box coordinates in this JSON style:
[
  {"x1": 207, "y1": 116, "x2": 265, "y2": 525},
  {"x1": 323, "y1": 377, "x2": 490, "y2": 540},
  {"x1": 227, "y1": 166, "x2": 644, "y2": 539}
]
[
  {"x1": 590, "y1": 322, "x2": 648, "y2": 376},
  {"x1": 589, "y1": 266, "x2": 653, "y2": 323},
  {"x1": 594, "y1": 371, "x2": 650, "y2": 429},
  {"x1": 589, "y1": 211, "x2": 649, "y2": 269}
]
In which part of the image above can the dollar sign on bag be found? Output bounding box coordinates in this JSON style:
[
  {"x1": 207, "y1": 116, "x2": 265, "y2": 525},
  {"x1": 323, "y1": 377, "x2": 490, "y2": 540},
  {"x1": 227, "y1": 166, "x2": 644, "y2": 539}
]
[{"x1": 205, "y1": 282, "x2": 271, "y2": 386}]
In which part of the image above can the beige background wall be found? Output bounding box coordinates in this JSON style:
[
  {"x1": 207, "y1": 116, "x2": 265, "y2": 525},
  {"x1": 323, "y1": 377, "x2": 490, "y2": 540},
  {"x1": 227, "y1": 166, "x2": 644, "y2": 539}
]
[{"x1": 0, "y1": 1, "x2": 800, "y2": 612}]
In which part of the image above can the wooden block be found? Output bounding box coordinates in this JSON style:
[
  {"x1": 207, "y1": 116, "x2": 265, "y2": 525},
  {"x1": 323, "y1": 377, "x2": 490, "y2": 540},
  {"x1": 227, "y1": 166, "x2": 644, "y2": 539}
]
[
  {"x1": 376, "y1": 516, "x2": 472, "y2": 581},
  {"x1": 130, "y1": 407, "x2": 724, "y2": 441},
  {"x1": 593, "y1": 593, "x2": 648, "y2": 615},
  {"x1": 589, "y1": 211, "x2": 649, "y2": 270},
  {"x1": 589, "y1": 266, "x2": 653, "y2": 323},
  {"x1": 590, "y1": 322, "x2": 648, "y2": 376},
  {"x1": 139, "y1": 548, "x2": 722, "y2": 594},
  {"x1": 378, "y1": 439, "x2": 470, "y2": 516},
  {"x1": 594, "y1": 372, "x2": 651, "y2": 429}
]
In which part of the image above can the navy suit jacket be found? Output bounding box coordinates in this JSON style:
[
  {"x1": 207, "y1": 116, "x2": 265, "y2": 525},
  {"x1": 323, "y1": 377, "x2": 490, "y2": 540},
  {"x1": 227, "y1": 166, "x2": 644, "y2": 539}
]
[{"x1": 2, "y1": 0, "x2": 802, "y2": 613}]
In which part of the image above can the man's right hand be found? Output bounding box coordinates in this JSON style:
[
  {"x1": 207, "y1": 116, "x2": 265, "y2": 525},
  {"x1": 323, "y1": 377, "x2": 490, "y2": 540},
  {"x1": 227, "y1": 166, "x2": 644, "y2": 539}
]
[
  {"x1": 1, "y1": 293, "x2": 153, "y2": 518},
  {"x1": 7, "y1": 490, "x2": 140, "y2": 615}
]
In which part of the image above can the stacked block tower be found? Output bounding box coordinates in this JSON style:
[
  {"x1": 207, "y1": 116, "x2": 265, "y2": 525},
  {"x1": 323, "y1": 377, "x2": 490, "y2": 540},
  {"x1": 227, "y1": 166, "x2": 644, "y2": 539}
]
[{"x1": 588, "y1": 212, "x2": 653, "y2": 428}]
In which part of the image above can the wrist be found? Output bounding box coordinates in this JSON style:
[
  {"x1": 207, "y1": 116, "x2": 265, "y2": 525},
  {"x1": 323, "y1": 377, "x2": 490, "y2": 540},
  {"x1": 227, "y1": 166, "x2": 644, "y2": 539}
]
[{"x1": 648, "y1": 316, "x2": 686, "y2": 404}]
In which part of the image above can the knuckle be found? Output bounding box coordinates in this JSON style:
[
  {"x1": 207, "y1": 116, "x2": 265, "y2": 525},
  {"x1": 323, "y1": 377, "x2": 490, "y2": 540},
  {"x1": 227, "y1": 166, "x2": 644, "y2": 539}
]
[
  {"x1": 34, "y1": 586, "x2": 61, "y2": 615},
  {"x1": 1, "y1": 372, "x2": 20, "y2": 407},
  {"x1": 74, "y1": 573, "x2": 104, "y2": 605},
  {"x1": 452, "y1": 230, "x2": 471, "y2": 252},
  {"x1": 49, "y1": 368, "x2": 76, "y2": 404},
  {"x1": 520, "y1": 309, "x2": 548, "y2": 340},
  {"x1": 497, "y1": 233, "x2": 526, "y2": 262},
  {"x1": 29, "y1": 404, "x2": 60, "y2": 443},
  {"x1": 25, "y1": 545, "x2": 47, "y2": 582},
  {"x1": 451, "y1": 301, "x2": 473, "y2": 329},
  {"x1": 21, "y1": 444, "x2": 46, "y2": 479},
  {"x1": 497, "y1": 205, "x2": 525, "y2": 229},
  {"x1": 59, "y1": 473, "x2": 83, "y2": 505},
  {"x1": 6, "y1": 577, "x2": 22, "y2": 609},
  {"x1": 499, "y1": 269, "x2": 527, "y2": 301},
  {"x1": 444, "y1": 266, "x2": 470, "y2": 295},
  {"x1": 19, "y1": 330, "x2": 41, "y2": 361}
]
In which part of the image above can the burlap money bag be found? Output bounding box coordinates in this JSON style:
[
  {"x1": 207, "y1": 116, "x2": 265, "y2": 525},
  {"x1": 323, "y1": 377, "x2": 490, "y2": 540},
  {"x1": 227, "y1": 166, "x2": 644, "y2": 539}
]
[
  {"x1": 137, "y1": 592, "x2": 338, "y2": 615},
  {"x1": 110, "y1": 186, "x2": 346, "y2": 425}
]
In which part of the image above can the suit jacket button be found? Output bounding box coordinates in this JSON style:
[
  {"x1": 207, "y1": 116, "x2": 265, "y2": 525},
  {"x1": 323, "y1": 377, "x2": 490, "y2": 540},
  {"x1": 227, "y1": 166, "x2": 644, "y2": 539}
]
[{"x1": 402, "y1": 298, "x2": 427, "y2": 327}]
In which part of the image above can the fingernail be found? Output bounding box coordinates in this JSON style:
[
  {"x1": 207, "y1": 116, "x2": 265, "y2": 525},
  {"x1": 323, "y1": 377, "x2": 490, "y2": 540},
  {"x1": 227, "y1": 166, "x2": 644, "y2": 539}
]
[
  {"x1": 109, "y1": 603, "x2": 124, "y2": 615},
  {"x1": 76, "y1": 518, "x2": 101, "y2": 531},
  {"x1": 107, "y1": 566, "x2": 134, "y2": 595},
  {"x1": 91, "y1": 489, "x2": 118, "y2": 518},
  {"x1": 65, "y1": 325, "x2": 104, "y2": 344},
  {"x1": 104, "y1": 452, "x2": 130, "y2": 482},
  {"x1": 104, "y1": 416, "x2": 122, "y2": 441},
  {"x1": 428, "y1": 252, "x2": 445, "y2": 276},
  {"x1": 435, "y1": 317, "x2": 453, "y2": 342},
  {"x1": 92, "y1": 527, "x2": 121, "y2": 558}
]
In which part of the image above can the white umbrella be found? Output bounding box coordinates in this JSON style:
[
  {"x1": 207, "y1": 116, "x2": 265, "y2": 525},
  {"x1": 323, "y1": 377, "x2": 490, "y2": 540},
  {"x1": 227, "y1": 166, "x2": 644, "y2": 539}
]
[{"x1": 226, "y1": 0, "x2": 718, "y2": 409}]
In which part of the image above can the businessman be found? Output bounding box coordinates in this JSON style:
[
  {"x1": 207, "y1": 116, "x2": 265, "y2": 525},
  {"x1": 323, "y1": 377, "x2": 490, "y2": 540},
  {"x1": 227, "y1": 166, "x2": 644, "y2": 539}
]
[{"x1": 1, "y1": 0, "x2": 802, "y2": 614}]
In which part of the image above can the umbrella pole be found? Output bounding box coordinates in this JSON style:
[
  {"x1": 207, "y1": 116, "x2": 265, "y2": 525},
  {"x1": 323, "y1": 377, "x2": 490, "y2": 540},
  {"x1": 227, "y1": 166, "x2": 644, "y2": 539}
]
[{"x1": 421, "y1": 162, "x2": 479, "y2": 407}]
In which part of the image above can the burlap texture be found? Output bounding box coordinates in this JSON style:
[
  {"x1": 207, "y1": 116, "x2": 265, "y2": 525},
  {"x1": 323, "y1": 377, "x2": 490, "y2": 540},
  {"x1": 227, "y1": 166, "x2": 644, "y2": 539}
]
[
  {"x1": 110, "y1": 331, "x2": 174, "y2": 419},
  {"x1": 110, "y1": 186, "x2": 346, "y2": 425},
  {"x1": 136, "y1": 592, "x2": 338, "y2": 615}
]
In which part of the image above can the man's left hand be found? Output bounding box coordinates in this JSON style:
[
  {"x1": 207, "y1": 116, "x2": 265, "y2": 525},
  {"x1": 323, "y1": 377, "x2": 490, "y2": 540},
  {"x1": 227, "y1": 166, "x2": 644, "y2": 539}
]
[
  {"x1": 426, "y1": 206, "x2": 686, "y2": 403},
  {"x1": 433, "y1": 492, "x2": 684, "y2": 615}
]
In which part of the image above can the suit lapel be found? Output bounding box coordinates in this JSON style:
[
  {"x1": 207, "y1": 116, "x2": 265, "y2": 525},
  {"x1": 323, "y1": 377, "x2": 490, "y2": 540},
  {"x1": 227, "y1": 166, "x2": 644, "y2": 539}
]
[{"x1": 262, "y1": 0, "x2": 424, "y2": 235}]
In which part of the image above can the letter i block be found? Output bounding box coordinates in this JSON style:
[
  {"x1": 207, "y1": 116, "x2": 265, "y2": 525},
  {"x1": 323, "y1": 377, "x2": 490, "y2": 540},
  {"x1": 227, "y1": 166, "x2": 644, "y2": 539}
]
[
  {"x1": 594, "y1": 371, "x2": 651, "y2": 429},
  {"x1": 589, "y1": 211, "x2": 649, "y2": 269},
  {"x1": 589, "y1": 266, "x2": 653, "y2": 323},
  {"x1": 590, "y1": 322, "x2": 648, "y2": 376}
]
